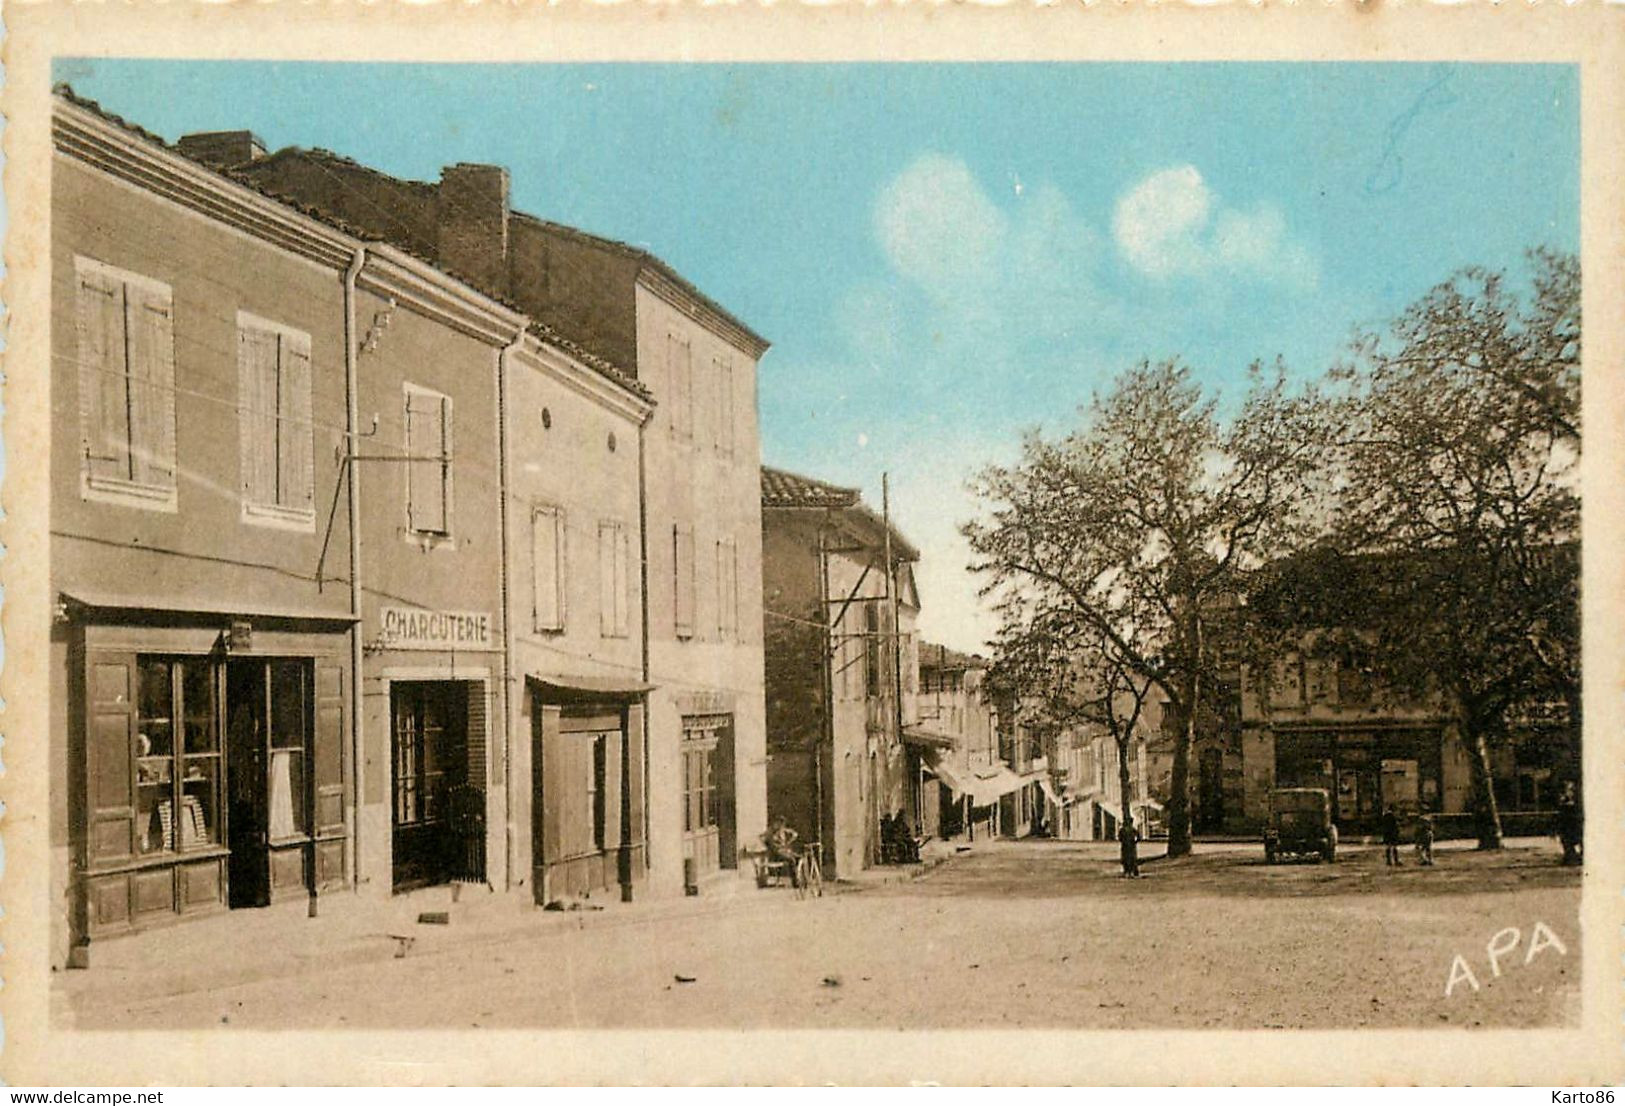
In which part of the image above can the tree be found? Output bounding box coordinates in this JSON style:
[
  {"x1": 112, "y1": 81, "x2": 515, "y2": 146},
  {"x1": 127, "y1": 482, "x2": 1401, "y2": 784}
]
[
  {"x1": 1328, "y1": 250, "x2": 1580, "y2": 848},
  {"x1": 966, "y1": 361, "x2": 1331, "y2": 856}
]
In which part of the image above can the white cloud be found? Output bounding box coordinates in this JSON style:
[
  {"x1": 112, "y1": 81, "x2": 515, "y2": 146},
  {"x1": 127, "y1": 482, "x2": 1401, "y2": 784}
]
[
  {"x1": 874, "y1": 154, "x2": 1006, "y2": 302},
  {"x1": 1113, "y1": 165, "x2": 1319, "y2": 288}
]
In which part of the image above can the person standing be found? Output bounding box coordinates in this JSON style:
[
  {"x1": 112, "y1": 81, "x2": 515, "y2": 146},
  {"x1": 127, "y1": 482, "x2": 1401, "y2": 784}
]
[
  {"x1": 1556, "y1": 781, "x2": 1583, "y2": 866},
  {"x1": 1415, "y1": 813, "x2": 1435, "y2": 867},
  {"x1": 1381, "y1": 805, "x2": 1403, "y2": 866},
  {"x1": 1119, "y1": 817, "x2": 1141, "y2": 878}
]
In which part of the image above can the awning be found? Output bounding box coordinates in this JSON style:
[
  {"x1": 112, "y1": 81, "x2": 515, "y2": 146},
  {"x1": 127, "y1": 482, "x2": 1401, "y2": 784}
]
[
  {"x1": 923, "y1": 751, "x2": 1028, "y2": 805},
  {"x1": 1039, "y1": 775, "x2": 1063, "y2": 807},
  {"x1": 58, "y1": 589, "x2": 359, "y2": 625},
  {"x1": 923, "y1": 751, "x2": 968, "y2": 794},
  {"x1": 526, "y1": 673, "x2": 655, "y2": 701},
  {"x1": 902, "y1": 725, "x2": 955, "y2": 750}
]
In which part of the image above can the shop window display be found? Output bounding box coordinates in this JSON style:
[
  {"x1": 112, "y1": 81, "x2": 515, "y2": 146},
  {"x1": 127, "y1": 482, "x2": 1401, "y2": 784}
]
[{"x1": 136, "y1": 656, "x2": 220, "y2": 854}]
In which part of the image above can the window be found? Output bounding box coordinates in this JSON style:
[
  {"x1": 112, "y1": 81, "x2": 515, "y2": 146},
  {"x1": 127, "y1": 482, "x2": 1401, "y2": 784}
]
[
  {"x1": 75, "y1": 257, "x2": 177, "y2": 509},
  {"x1": 238, "y1": 313, "x2": 315, "y2": 527},
  {"x1": 532, "y1": 505, "x2": 566, "y2": 632},
  {"x1": 667, "y1": 333, "x2": 692, "y2": 440},
  {"x1": 713, "y1": 355, "x2": 735, "y2": 456},
  {"x1": 864, "y1": 601, "x2": 882, "y2": 698},
  {"x1": 673, "y1": 523, "x2": 696, "y2": 638},
  {"x1": 596, "y1": 520, "x2": 631, "y2": 638},
  {"x1": 135, "y1": 657, "x2": 220, "y2": 855},
  {"x1": 404, "y1": 384, "x2": 453, "y2": 536},
  {"x1": 715, "y1": 537, "x2": 738, "y2": 639}
]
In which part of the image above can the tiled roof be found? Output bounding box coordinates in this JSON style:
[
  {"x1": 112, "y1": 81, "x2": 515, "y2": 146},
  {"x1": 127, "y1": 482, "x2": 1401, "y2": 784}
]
[
  {"x1": 53, "y1": 85, "x2": 653, "y2": 406},
  {"x1": 761, "y1": 466, "x2": 861, "y2": 509},
  {"x1": 919, "y1": 642, "x2": 987, "y2": 672}
]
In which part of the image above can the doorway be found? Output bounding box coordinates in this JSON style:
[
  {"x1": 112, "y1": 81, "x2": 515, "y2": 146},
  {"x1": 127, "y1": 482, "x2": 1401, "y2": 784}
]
[{"x1": 391, "y1": 681, "x2": 469, "y2": 892}]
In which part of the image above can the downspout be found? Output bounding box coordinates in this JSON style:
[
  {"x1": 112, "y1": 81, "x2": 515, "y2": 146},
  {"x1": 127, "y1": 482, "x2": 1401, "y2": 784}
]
[
  {"x1": 637, "y1": 396, "x2": 652, "y2": 894},
  {"x1": 343, "y1": 245, "x2": 366, "y2": 894},
  {"x1": 498, "y1": 326, "x2": 525, "y2": 893}
]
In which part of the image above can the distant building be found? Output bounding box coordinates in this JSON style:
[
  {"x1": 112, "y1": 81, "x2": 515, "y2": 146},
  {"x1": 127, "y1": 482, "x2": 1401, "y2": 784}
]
[
  {"x1": 915, "y1": 644, "x2": 1002, "y2": 840},
  {"x1": 760, "y1": 467, "x2": 923, "y2": 877}
]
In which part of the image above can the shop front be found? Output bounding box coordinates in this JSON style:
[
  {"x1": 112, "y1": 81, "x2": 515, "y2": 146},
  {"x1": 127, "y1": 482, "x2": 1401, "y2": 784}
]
[
  {"x1": 529, "y1": 676, "x2": 649, "y2": 904},
  {"x1": 70, "y1": 604, "x2": 350, "y2": 945},
  {"x1": 1273, "y1": 726, "x2": 1442, "y2": 832},
  {"x1": 680, "y1": 713, "x2": 737, "y2": 882}
]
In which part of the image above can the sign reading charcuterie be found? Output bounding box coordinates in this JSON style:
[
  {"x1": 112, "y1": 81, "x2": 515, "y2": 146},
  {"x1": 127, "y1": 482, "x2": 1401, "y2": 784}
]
[{"x1": 378, "y1": 606, "x2": 493, "y2": 651}]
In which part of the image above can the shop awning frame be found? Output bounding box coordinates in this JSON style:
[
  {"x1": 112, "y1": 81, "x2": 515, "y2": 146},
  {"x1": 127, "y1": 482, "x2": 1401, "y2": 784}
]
[{"x1": 526, "y1": 673, "x2": 656, "y2": 702}]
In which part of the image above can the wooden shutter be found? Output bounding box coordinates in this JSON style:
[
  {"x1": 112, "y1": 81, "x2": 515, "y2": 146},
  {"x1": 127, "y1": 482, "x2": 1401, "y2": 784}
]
[
  {"x1": 76, "y1": 267, "x2": 129, "y2": 483},
  {"x1": 437, "y1": 395, "x2": 453, "y2": 532},
  {"x1": 312, "y1": 660, "x2": 347, "y2": 838},
  {"x1": 715, "y1": 538, "x2": 738, "y2": 638},
  {"x1": 532, "y1": 506, "x2": 564, "y2": 632},
  {"x1": 626, "y1": 704, "x2": 646, "y2": 850},
  {"x1": 614, "y1": 525, "x2": 631, "y2": 637},
  {"x1": 279, "y1": 331, "x2": 314, "y2": 512},
  {"x1": 406, "y1": 389, "x2": 448, "y2": 533},
  {"x1": 669, "y1": 335, "x2": 692, "y2": 440},
  {"x1": 715, "y1": 356, "x2": 734, "y2": 454},
  {"x1": 125, "y1": 282, "x2": 176, "y2": 488},
  {"x1": 86, "y1": 652, "x2": 137, "y2": 866},
  {"x1": 598, "y1": 521, "x2": 618, "y2": 637},
  {"x1": 673, "y1": 523, "x2": 695, "y2": 637},
  {"x1": 238, "y1": 326, "x2": 279, "y2": 507}
]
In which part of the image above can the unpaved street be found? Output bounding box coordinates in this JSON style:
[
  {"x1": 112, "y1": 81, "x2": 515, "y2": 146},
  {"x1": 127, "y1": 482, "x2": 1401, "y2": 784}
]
[{"x1": 72, "y1": 838, "x2": 1581, "y2": 1031}]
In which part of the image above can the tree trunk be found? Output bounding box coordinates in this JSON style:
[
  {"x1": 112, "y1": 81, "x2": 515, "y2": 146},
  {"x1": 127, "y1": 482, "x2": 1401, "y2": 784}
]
[
  {"x1": 1464, "y1": 715, "x2": 1505, "y2": 850},
  {"x1": 1117, "y1": 734, "x2": 1135, "y2": 841},
  {"x1": 1165, "y1": 694, "x2": 1194, "y2": 858}
]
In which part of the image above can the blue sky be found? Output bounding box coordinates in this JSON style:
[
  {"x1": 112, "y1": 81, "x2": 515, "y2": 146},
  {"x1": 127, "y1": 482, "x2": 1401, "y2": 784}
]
[{"x1": 56, "y1": 60, "x2": 1579, "y2": 651}]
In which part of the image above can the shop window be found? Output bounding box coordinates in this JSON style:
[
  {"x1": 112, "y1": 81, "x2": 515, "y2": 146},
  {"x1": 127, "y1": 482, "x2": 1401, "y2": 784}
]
[
  {"x1": 715, "y1": 537, "x2": 738, "y2": 640},
  {"x1": 136, "y1": 656, "x2": 221, "y2": 855},
  {"x1": 598, "y1": 520, "x2": 630, "y2": 639},
  {"x1": 673, "y1": 523, "x2": 696, "y2": 638},
  {"x1": 404, "y1": 384, "x2": 453, "y2": 537},
  {"x1": 268, "y1": 660, "x2": 309, "y2": 840},
  {"x1": 237, "y1": 313, "x2": 315, "y2": 528},
  {"x1": 75, "y1": 257, "x2": 177, "y2": 510},
  {"x1": 590, "y1": 732, "x2": 607, "y2": 852},
  {"x1": 532, "y1": 505, "x2": 566, "y2": 633}
]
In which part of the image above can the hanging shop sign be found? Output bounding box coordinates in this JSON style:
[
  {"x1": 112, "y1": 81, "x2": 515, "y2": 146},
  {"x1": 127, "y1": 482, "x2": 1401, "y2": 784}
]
[{"x1": 377, "y1": 606, "x2": 494, "y2": 651}]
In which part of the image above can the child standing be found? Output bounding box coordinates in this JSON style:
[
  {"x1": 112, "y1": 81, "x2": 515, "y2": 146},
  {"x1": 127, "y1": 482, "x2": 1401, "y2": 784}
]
[{"x1": 1416, "y1": 813, "x2": 1435, "y2": 867}]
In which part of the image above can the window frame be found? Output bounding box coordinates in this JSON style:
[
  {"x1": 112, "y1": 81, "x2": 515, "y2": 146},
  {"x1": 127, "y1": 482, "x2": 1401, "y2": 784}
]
[
  {"x1": 74, "y1": 256, "x2": 179, "y2": 513},
  {"x1": 531, "y1": 503, "x2": 567, "y2": 634},
  {"x1": 403, "y1": 382, "x2": 455, "y2": 541},
  {"x1": 598, "y1": 519, "x2": 631, "y2": 639},
  {"x1": 237, "y1": 310, "x2": 317, "y2": 532}
]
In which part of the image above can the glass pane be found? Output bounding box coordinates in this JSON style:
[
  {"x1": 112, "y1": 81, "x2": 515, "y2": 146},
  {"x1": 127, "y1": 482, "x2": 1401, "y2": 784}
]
[
  {"x1": 136, "y1": 756, "x2": 172, "y2": 854},
  {"x1": 181, "y1": 658, "x2": 216, "y2": 753},
  {"x1": 270, "y1": 660, "x2": 307, "y2": 750},
  {"x1": 268, "y1": 749, "x2": 306, "y2": 838},
  {"x1": 137, "y1": 658, "x2": 173, "y2": 759},
  {"x1": 179, "y1": 758, "x2": 219, "y2": 850}
]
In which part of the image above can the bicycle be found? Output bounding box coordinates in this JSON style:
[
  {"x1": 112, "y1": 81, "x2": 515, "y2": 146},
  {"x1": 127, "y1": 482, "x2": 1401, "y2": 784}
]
[{"x1": 794, "y1": 841, "x2": 824, "y2": 900}]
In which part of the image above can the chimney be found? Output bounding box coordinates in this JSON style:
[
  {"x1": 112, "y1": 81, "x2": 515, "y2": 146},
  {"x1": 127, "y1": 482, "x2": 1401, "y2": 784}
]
[
  {"x1": 436, "y1": 163, "x2": 510, "y2": 298},
  {"x1": 176, "y1": 130, "x2": 268, "y2": 170}
]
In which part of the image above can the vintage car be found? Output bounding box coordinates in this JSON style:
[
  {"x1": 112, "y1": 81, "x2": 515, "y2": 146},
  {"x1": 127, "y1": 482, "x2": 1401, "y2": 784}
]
[{"x1": 1264, "y1": 787, "x2": 1338, "y2": 863}]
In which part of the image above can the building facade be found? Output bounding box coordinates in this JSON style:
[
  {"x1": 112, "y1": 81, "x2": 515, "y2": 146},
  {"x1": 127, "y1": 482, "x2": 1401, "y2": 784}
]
[
  {"x1": 915, "y1": 645, "x2": 1001, "y2": 840},
  {"x1": 49, "y1": 88, "x2": 692, "y2": 969},
  {"x1": 761, "y1": 468, "x2": 922, "y2": 877}
]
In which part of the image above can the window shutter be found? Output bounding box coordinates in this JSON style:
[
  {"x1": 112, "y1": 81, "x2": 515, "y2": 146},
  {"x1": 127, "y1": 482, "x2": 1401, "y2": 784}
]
[
  {"x1": 437, "y1": 395, "x2": 454, "y2": 533},
  {"x1": 312, "y1": 660, "x2": 347, "y2": 839},
  {"x1": 125, "y1": 283, "x2": 176, "y2": 488},
  {"x1": 76, "y1": 269, "x2": 129, "y2": 483},
  {"x1": 406, "y1": 389, "x2": 448, "y2": 533},
  {"x1": 715, "y1": 538, "x2": 738, "y2": 639},
  {"x1": 238, "y1": 326, "x2": 279, "y2": 507},
  {"x1": 673, "y1": 523, "x2": 695, "y2": 637},
  {"x1": 614, "y1": 524, "x2": 631, "y2": 637},
  {"x1": 669, "y1": 336, "x2": 693, "y2": 440},
  {"x1": 715, "y1": 356, "x2": 734, "y2": 455},
  {"x1": 86, "y1": 652, "x2": 138, "y2": 865},
  {"x1": 279, "y1": 331, "x2": 315, "y2": 512},
  {"x1": 599, "y1": 521, "x2": 618, "y2": 637},
  {"x1": 532, "y1": 506, "x2": 564, "y2": 632}
]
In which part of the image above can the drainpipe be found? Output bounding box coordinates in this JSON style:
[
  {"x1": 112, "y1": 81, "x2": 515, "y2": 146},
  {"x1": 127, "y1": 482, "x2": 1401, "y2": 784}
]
[
  {"x1": 498, "y1": 326, "x2": 525, "y2": 894},
  {"x1": 635, "y1": 401, "x2": 651, "y2": 896},
  {"x1": 343, "y1": 246, "x2": 366, "y2": 895}
]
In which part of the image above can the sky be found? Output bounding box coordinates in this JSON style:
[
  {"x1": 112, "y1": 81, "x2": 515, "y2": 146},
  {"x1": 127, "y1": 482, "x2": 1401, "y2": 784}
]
[{"x1": 55, "y1": 60, "x2": 1580, "y2": 653}]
